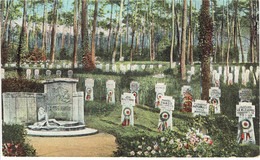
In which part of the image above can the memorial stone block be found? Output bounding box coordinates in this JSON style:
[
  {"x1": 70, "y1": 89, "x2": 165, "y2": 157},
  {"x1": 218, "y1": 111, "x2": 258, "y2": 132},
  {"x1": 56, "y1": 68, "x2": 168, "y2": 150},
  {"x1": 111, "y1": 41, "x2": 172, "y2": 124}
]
[
  {"x1": 33, "y1": 64, "x2": 37, "y2": 68},
  {"x1": 4, "y1": 63, "x2": 8, "y2": 67},
  {"x1": 106, "y1": 80, "x2": 116, "y2": 103},
  {"x1": 150, "y1": 65, "x2": 154, "y2": 69},
  {"x1": 155, "y1": 83, "x2": 167, "y2": 108},
  {"x1": 112, "y1": 64, "x2": 117, "y2": 73},
  {"x1": 85, "y1": 78, "x2": 95, "y2": 101},
  {"x1": 127, "y1": 64, "x2": 131, "y2": 71},
  {"x1": 121, "y1": 93, "x2": 135, "y2": 126},
  {"x1": 218, "y1": 66, "x2": 222, "y2": 75},
  {"x1": 214, "y1": 73, "x2": 220, "y2": 87},
  {"x1": 105, "y1": 64, "x2": 110, "y2": 72},
  {"x1": 141, "y1": 64, "x2": 146, "y2": 70},
  {"x1": 1, "y1": 68, "x2": 5, "y2": 79},
  {"x1": 158, "y1": 64, "x2": 162, "y2": 68},
  {"x1": 130, "y1": 81, "x2": 140, "y2": 104},
  {"x1": 191, "y1": 66, "x2": 195, "y2": 75},
  {"x1": 192, "y1": 100, "x2": 209, "y2": 116}
]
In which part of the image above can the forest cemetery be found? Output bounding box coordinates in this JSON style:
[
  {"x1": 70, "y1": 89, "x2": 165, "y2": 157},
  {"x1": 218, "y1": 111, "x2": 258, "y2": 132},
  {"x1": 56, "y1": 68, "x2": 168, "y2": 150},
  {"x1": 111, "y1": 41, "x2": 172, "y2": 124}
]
[{"x1": 1, "y1": 0, "x2": 259, "y2": 158}]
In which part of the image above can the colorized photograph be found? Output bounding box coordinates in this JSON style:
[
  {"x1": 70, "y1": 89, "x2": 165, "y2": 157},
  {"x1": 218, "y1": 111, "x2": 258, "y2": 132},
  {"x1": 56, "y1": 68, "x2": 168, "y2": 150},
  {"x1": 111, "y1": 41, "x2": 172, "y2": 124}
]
[{"x1": 0, "y1": 0, "x2": 259, "y2": 158}]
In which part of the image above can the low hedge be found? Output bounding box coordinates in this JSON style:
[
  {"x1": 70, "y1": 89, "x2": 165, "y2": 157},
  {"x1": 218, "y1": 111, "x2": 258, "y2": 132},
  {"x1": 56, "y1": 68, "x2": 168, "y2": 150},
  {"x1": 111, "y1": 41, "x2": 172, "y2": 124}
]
[{"x1": 2, "y1": 124, "x2": 36, "y2": 157}]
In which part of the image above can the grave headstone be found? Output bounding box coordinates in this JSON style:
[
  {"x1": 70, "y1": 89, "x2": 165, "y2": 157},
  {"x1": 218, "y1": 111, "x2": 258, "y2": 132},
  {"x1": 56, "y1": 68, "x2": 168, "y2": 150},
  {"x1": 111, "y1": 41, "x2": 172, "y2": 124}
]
[
  {"x1": 239, "y1": 89, "x2": 252, "y2": 102},
  {"x1": 121, "y1": 93, "x2": 135, "y2": 126},
  {"x1": 155, "y1": 83, "x2": 167, "y2": 108},
  {"x1": 228, "y1": 73, "x2": 233, "y2": 85},
  {"x1": 112, "y1": 64, "x2": 117, "y2": 73},
  {"x1": 218, "y1": 66, "x2": 222, "y2": 75},
  {"x1": 158, "y1": 64, "x2": 162, "y2": 69},
  {"x1": 212, "y1": 70, "x2": 218, "y2": 84},
  {"x1": 46, "y1": 70, "x2": 51, "y2": 77},
  {"x1": 141, "y1": 64, "x2": 146, "y2": 70},
  {"x1": 192, "y1": 100, "x2": 209, "y2": 116},
  {"x1": 126, "y1": 64, "x2": 131, "y2": 71},
  {"x1": 74, "y1": 63, "x2": 78, "y2": 68},
  {"x1": 105, "y1": 64, "x2": 110, "y2": 72},
  {"x1": 120, "y1": 64, "x2": 126, "y2": 74},
  {"x1": 130, "y1": 81, "x2": 140, "y2": 104},
  {"x1": 41, "y1": 64, "x2": 45, "y2": 68},
  {"x1": 150, "y1": 65, "x2": 154, "y2": 69},
  {"x1": 56, "y1": 64, "x2": 61, "y2": 69},
  {"x1": 106, "y1": 80, "x2": 116, "y2": 103},
  {"x1": 34, "y1": 69, "x2": 40, "y2": 79},
  {"x1": 234, "y1": 66, "x2": 240, "y2": 83},
  {"x1": 223, "y1": 66, "x2": 227, "y2": 84},
  {"x1": 62, "y1": 63, "x2": 67, "y2": 68},
  {"x1": 209, "y1": 87, "x2": 221, "y2": 114},
  {"x1": 49, "y1": 63, "x2": 53, "y2": 69},
  {"x1": 56, "y1": 70, "x2": 62, "y2": 78},
  {"x1": 68, "y1": 70, "x2": 73, "y2": 78},
  {"x1": 214, "y1": 73, "x2": 220, "y2": 87},
  {"x1": 4, "y1": 63, "x2": 8, "y2": 67},
  {"x1": 236, "y1": 102, "x2": 256, "y2": 144},
  {"x1": 85, "y1": 78, "x2": 95, "y2": 101},
  {"x1": 26, "y1": 69, "x2": 32, "y2": 80},
  {"x1": 1, "y1": 68, "x2": 5, "y2": 79},
  {"x1": 158, "y1": 96, "x2": 175, "y2": 132},
  {"x1": 79, "y1": 63, "x2": 83, "y2": 68},
  {"x1": 10, "y1": 63, "x2": 16, "y2": 67},
  {"x1": 191, "y1": 66, "x2": 195, "y2": 75},
  {"x1": 119, "y1": 57, "x2": 124, "y2": 61},
  {"x1": 180, "y1": 85, "x2": 193, "y2": 112},
  {"x1": 33, "y1": 64, "x2": 37, "y2": 68},
  {"x1": 249, "y1": 66, "x2": 253, "y2": 72},
  {"x1": 96, "y1": 63, "x2": 103, "y2": 70}
]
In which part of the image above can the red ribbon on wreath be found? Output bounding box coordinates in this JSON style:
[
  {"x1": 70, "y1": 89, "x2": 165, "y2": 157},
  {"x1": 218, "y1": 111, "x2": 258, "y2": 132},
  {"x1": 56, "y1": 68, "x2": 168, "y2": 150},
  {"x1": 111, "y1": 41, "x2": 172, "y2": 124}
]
[
  {"x1": 86, "y1": 88, "x2": 91, "y2": 100},
  {"x1": 158, "y1": 111, "x2": 169, "y2": 132},
  {"x1": 107, "y1": 90, "x2": 113, "y2": 102},
  {"x1": 122, "y1": 107, "x2": 131, "y2": 126}
]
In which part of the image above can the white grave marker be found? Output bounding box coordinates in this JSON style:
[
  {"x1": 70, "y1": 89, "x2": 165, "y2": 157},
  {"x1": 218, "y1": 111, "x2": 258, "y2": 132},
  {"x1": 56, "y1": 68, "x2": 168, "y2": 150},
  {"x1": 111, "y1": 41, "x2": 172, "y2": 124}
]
[
  {"x1": 68, "y1": 70, "x2": 73, "y2": 78},
  {"x1": 239, "y1": 89, "x2": 252, "y2": 102},
  {"x1": 34, "y1": 69, "x2": 40, "y2": 79},
  {"x1": 158, "y1": 96, "x2": 175, "y2": 132},
  {"x1": 158, "y1": 64, "x2": 162, "y2": 68},
  {"x1": 112, "y1": 64, "x2": 117, "y2": 73},
  {"x1": 121, "y1": 93, "x2": 135, "y2": 126},
  {"x1": 209, "y1": 87, "x2": 221, "y2": 114},
  {"x1": 1, "y1": 68, "x2": 5, "y2": 79},
  {"x1": 218, "y1": 66, "x2": 222, "y2": 75},
  {"x1": 26, "y1": 69, "x2": 32, "y2": 80},
  {"x1": 155, "y1": 83, "x2": 167, "y2": 108},
  {"x1": 46, "y1": 70, "x2": 51, "y2": 77},
  {"x1": 181, "y1": 85, "x2": 193, "y2": 112},
  {"x1": 192, "y1": 100, "x2": 209, "y2": 116},
  {"x1": 106, "y1": 80, "x2": 116, "y2": 103},
  {"x1": 150, "y1": 65, "x2": 154, "y2": 69},
  {"x1": 130, "y1": 81, "x2": 140, "y2": 104},
  {"x1": 228, "y1": 73, "x2": 233, "y2": 85},
  {"x1": 126, "y1": 64, "x2": 131, "y2": 71},
  {"x1": 141, "y1": 64, "x2": 146, "y2": 70},
  {"x1": 105, "y1": 64, "x2": 110, "y2": 72},
  {"x1": 236, "y1": 102, "x2": 256, "y2": 144},
  {"x1": 56, "y1": 70, "x2": 62, "y2": 78},
  {"x1": 214, "y1": 73, "x2": 220, "y2": 87},
  {"x1": 85, "y1": 78, "x2": 95, "y2": 101},
  {"x1": 234, "y1": 66, "x2": 239, "y2": 83}
]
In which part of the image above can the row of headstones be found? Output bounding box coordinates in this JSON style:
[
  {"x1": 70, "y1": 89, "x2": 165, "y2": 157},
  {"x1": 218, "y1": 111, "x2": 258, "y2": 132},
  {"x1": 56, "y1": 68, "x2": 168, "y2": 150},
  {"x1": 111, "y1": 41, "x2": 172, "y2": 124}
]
[
  {"x1": 212, "y1": 66, "x2": 259, "y2": 86},
  {"x1": 1, "y1": 69, "x2": 74, "y2": 79},
  {"x1": 2, "y1": 62, "x2": 83, "y2": 69}
]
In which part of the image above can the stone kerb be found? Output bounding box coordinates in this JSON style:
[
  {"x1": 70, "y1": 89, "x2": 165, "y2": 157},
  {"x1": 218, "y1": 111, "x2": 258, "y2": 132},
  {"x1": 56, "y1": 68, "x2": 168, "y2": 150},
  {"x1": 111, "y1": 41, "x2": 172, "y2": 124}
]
[
  {"x1": 192, "y1": 100, "x2": 209, "y2": 116},
  {"x1": 121, "y1": 93, "x2": 135, "y2": 126},
  {"x1": 155, "y1": 83, "x2": 167, "y2": 108},
  {"x1": 158, "y1": 96, "x2": 175, "y2": 132},
  {"x1": 85, "y1": 78, "x2": 95, "y2": 101}
]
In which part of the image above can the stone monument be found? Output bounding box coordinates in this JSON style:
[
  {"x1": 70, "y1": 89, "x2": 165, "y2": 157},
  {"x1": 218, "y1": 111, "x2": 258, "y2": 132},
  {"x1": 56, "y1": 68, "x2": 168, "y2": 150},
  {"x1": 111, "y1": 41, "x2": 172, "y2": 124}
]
[
  {"x1": 192, "y1": 100, "x2": 209, "y2": 116},
  {"x1": 121, "y1": 93, "x2": 135, "y2": 126}
]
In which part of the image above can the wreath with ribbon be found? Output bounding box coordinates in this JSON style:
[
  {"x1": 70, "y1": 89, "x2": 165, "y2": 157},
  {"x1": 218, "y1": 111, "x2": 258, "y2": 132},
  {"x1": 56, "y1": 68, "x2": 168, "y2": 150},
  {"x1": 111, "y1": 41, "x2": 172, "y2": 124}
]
[
  {"x1": 156, "y1": 93, "x2": 163, "y2": 106},
  {"x1": 240, "y1": 119, "x2": 251, "y2": 141},
  {"x1": 210, "y1": 98, "x2": 219, "y2": 105},
  {"x1": 158, "y1": 111, "x2": 170, "y2": 132},
  {"x1": 132, "y1": 92, "x2": 138, "y2": 104},
  {"x1": 107, "y1": 90, "x2": 113, "y2": 102},
  {"x1": 122, "y1": 107, "x2": 131, "y2": 126},
  {"x1": 86, "y1": 88, "x2": 92, "y2": 100}
]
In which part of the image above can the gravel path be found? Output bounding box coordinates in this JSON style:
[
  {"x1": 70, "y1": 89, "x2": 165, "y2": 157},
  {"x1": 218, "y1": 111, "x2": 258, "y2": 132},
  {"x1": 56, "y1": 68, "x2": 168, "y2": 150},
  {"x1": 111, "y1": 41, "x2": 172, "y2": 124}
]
[{"x1": 26, "y1": 132, "x2": 117, "y2": 157}]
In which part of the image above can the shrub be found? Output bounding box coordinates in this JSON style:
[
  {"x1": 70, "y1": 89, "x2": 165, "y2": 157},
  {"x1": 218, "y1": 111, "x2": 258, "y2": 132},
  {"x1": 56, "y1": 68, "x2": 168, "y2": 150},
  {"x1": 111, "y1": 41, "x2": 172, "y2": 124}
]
[
  {"x1": 2, "y1": 124, "x2": 36, "y2": 157},
  {"x1": 85, "y1": 101, "x2": 118, "y2": 116},
  {"x1": 2, "y1": 78, "x2": 44, "y2": 92}
]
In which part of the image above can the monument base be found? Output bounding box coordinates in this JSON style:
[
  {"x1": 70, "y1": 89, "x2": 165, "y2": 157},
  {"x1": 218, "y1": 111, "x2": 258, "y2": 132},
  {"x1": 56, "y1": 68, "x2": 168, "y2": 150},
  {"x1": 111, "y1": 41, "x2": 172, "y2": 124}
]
[{"x1": 27, "y1": 120, "x2": 98, "y2": 137}]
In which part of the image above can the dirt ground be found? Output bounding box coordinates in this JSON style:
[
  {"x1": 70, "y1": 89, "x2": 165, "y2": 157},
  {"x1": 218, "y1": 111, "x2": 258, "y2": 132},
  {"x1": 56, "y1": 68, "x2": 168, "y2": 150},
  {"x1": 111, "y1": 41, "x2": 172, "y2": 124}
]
[{"x1": 26, "y1": 132, "x2": 117, "y2": 157}]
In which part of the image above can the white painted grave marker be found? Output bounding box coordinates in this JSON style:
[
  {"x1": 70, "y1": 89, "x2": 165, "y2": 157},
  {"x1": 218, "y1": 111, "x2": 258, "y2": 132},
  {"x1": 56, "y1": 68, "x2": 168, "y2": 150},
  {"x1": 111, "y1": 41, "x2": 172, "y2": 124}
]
[
  {"x1": 46, "y1": 70, "x2": 51, "y2": 77},
  {"x1": 228, "y1": 73, "x2": 233, "y2": 85},
  {"x1": 239, "y1": 89, "x2": 252, "y2": 102},
  {"x1": 1, "y1": 68, "x2": 5, "y2": 79},
  {"x1": 121, "y1": 93, "x2": 135, "y2": 126},
  {"x1": 155, "y1": 83, "x2": 166, "y2": 108},
  {"x1": 56, "y1": 70, "x2": 62, "y2": 78},
  {"x1": 192, "y1": 100, "x2": 209, "y2": 116},
  {"x1": 106, "y1": 80, "x2": 116, "y2": 103},
  {"x1": 26, "y1": 69, "x2": 32, "y2": 80},
  {"x1": 105, "y1": 64, "x2": 110, "y2": 72},
  {"x1": 236, "y1": 102, "x2": 255, "y2": 144},
  {"x1": 130, "y1": 81, "x2": 140, "y2": 104},
  {"x1": 218, "y1": 66, "x2": 222, "y2": 75},
  {"x1": 34, "y1": 69, "x2": 40, "y2": 79},
  {"x1": 141, "y1": 64, "x2": 146, "y2": 70},
  {"x1": 209, "y1": 87, "x2": 221, "y2": 114},
  {"x1": 85, "y1": 78, "x2": 95, "y2": 101},
  {"x1": 112, "y1": 64, "x2": 117, "y2": 73},
  {"x1": 68, "y1": 70, "x2": 73, "y2": 78},
  {"x1": 158, "y1": 96, "x2": 175, "y2": 132},
  {"x1": 181, "y1": 85, "x2": 193, "y2": 112}
]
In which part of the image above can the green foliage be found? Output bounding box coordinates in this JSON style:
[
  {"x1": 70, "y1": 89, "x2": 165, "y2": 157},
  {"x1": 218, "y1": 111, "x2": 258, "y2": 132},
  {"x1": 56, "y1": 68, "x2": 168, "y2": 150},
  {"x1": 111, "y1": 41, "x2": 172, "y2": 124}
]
[
  {"x1": 85, "y1": 101, "x2": 117, "y2": 116},
  {"x1": 2, "y1": 78, "x2": 44, "y2": 92},
  {"x1": 2, "y1": 124, "x2": 36, "y2": 157}
]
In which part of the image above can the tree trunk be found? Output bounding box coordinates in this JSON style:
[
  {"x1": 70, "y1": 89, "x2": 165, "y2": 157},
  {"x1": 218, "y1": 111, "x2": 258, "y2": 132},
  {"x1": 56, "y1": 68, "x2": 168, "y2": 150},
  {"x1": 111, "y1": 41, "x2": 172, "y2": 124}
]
[
  {"x1": 226, "y1": 1, "x2": 231, "y2": 76},
  {"x1": 187, "y1": 0, "x2": 192, "y2": 64},
  {"x1": 249, "y1": 0, "x2": 254, "y2": 63},
  {"x1": 238, "y1": 19, "x2": 244, "y2": 63},
  {"x1": 135, "y1": 29, "x2": 139, "y2": 55},
  {"x1": 17, "y1": 0, "x2": 27, "y2": 78},
  {"x1": 130, "y1": 3, "x2": 137, "y2": 62},
  {"x1": 233, "y1": 0, "x2": 238, "y2": 62},
  {"x1": 90, "y1": 0, "x2": 98, "y2": 64},
  {"x1": 175, "y1": 9, "x2": 180, "y2": 61},
  {"x1": 170, "y1": 0, "x2": 175, "y2": 68},
  {"x1": 1, "y1": 0, "x2": 13, "y2": 44},
  {"x1": 112, "y1": 0, "x2": 124, "y2": 63},
  {"x1": 150, "y1": 15, "x2": 154, "y2": 61},
  {"x1": 42, "y1": 0, "x2": 46, "y2": 51},
  {"x1": 180, "y1": 0, "x2": 187, "y2": 80},
  {"x1": 126, "y1": 0, "x2": 129, "y2": 44},
  {"x1": 254, "y1": 0, "x2": 258, "y2": 63},
  {"x1": 107, "y1": 3, "x2": 113, "y2": 53},
  {"x1": 50, "y1": 0, "x2": 57, "y2": 62},
  {"x1": 73, "y1": 0, "x2": 78, "y2": 69},
  {"x1": 221, "y1": 1, "x2": 224, "y2": 62},
  {"x1": 199, "y1": 0, "x2": 213, "y2": 100},
  {"x1": 7, "y1": 19, "x2": 11, "y2": 44}
]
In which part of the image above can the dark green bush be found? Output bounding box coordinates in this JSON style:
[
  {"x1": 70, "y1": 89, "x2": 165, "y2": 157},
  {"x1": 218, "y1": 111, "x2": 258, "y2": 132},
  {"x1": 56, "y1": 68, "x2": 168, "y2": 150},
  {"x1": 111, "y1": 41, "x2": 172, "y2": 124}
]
[
  {"x1": 2, "y1": 124, "x2": 36, "y2": 156},
  {"x1": 85, "y1": 101, "x2": 118, "y2": 116},
  {"x1": 2, "y1": 78, "x2": 44, "y2": 92}
]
